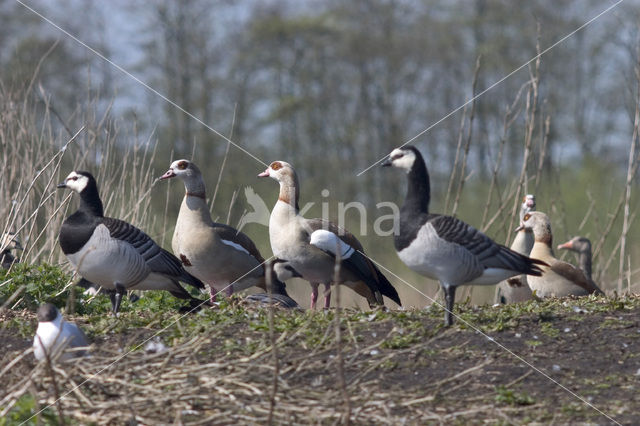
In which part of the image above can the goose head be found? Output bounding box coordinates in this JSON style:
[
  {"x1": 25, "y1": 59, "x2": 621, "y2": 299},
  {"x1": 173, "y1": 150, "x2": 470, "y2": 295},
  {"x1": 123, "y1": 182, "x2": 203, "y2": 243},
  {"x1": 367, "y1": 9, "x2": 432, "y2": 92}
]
[
  {"x1": 557, "y1": 236, "x2": 591, "y2": 255},
  {"x1": 159, "y1": 159, "x2": 202, "y2": 181},
  {"x1": 57, "y1": 171, "x2": 94, "y2": 194},
  {"x1": 518, "y1": 194, "x2": 536, "y2": 223},
  {"x1": 37, "y1": 303, "x2": 62, "y2": 323},
  {"x1": 272, "y1": 259, "x2": 302, "y2": 281},
  {"x1": 258, "y1": 161, "x2": 297, "y2": 184},
  {"x1": 516, "y1": 211, "x2": 552, "y2": 245},
  {"x1": 380, "y1": 147, "x2": 419, "y2": 173}
]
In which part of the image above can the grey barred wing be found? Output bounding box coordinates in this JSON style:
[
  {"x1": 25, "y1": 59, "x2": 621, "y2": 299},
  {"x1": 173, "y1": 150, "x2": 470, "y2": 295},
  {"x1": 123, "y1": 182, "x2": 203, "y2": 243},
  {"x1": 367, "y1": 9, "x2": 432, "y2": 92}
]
[
  {"x1": 100, "y1": 217, "x2": 184, "y2": 277},
  {"x1": 429, "y1": 215, "x2": 532, "y2": 271}
]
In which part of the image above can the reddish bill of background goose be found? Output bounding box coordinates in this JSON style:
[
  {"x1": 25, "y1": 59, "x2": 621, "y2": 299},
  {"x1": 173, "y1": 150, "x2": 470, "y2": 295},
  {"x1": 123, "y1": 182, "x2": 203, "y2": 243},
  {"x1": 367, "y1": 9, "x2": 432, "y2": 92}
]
[
  {"x1": 57, "y1": 171, "x2": 206, "y2": 315},
  {"x1": 518, "y1": 212, "x2": 604, "y2": 298},
  {"x1": 380, "y1": 146, "x2": 546, "y2": 325},
  {"x1": 557, "y1": 236, "x2": 595, "y2": 282},
  {"x1": 496, "y1": 194, "x2": 536, "y2": 304},
  {"x1": 258, "y1": 161, "x2": 401, "y2": 309},
  {"x1": 160, "y1": 159, "x2": 279, "y2": 304}
]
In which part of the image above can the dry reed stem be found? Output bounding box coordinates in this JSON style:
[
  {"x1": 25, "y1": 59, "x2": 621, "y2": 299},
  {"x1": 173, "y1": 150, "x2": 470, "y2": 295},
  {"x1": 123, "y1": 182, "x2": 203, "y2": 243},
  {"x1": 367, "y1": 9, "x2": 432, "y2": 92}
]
[{"x1": 451, "y1": 56, "x2": 481, "y2": 218}]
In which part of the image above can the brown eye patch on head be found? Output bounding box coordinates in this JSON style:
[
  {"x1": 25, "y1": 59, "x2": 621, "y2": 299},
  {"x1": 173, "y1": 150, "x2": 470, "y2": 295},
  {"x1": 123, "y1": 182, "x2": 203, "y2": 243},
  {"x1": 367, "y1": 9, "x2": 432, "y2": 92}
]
[
  {"x1": 177, "y1": 160, "x2": 188, "y2": 170},
  {"x1": 270, "y1": 161, "x2": 283, "y2": 170}
]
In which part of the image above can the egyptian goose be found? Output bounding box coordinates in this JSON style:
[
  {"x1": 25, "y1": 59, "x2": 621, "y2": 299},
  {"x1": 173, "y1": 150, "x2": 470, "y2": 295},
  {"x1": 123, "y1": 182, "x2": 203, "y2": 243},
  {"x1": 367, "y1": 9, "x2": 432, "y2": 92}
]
[
  {"x1": 160, "y1": 160, "x2": 271, "y2": 304},
  {"x1": 518, "y1": 212, "x2": 604, "y2": 297},
  {"x1": 33, "y1": 303, "x2": 88, "y2": 361},
  {"x1": 557, "y1": 236, "x2": 594, "y2": 281},
  {"x1": 245, "y1": 259, "x2": 301, "y2": 308},
  {"x1": 1, "y1": 232, "x2": 22, "y2": 270},
  {"x1": 496, "y1": 194, "x2": 536, "y2": 304},
  {"x1": 57, "y1": 171, "x2": 206, "y2": 314},
  {"x1": 380, "y1": 146, "x2": 546, "y2": 325},
  {"x1": 258, "y1": 161, "x2": 401, "y2": 309}
]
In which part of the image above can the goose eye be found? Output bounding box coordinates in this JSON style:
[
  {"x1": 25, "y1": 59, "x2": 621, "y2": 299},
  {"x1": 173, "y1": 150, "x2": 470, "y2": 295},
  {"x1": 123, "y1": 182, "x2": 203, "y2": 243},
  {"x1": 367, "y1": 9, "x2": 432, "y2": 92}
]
[
  {"x1": 69, "y1": 176, "x2": 78, "y2": 181},
  {"x1": 523, "y1": 213, "x2": 531, "y2": 221},
  {"x1": 177, "y1": 161, "x2": 188, "y2": 170},
  {"x1": 270, "y1": 161, "x2": 282, "y2": 171},
  {"x1": 392, "y1": 153, "x2": 404, "y2": 160}
]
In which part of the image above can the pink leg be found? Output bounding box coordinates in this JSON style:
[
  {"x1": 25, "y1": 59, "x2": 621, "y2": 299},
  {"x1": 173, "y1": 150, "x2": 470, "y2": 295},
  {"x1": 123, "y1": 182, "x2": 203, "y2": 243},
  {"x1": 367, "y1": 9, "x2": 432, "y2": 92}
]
[
  {"x1": 323, "y1": 283, "x2": 331, "y2": 309},
  {"x1": 209, "y1": 285, "x2": 219, "y2": 305},
  {"x1": 310, "y1": 283, "x2": 319, "y2": 310}
]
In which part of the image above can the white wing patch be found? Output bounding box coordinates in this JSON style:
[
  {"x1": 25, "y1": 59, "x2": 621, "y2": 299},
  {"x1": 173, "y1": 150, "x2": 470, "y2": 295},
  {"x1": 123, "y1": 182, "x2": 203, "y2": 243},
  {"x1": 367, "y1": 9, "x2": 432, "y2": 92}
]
[
  {"x1": 310, "y1": 229, "x2": 354, "y2": 259},
  {"x1": 221, "y1": 239, "x2": 251, "y2": 255}
]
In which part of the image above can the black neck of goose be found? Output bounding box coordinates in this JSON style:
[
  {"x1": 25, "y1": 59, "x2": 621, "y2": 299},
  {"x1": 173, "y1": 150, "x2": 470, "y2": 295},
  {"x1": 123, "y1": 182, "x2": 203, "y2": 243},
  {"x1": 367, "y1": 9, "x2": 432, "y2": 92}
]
[
  {"x1": 79, "y1": 184, "x2": 104, "y2": 217},
  {"x1": 403, "y1": 156, "x2": 430, "y2": 215},
  {"x1": 579, "y1": 252, "x2": 592, "y2": 280}
]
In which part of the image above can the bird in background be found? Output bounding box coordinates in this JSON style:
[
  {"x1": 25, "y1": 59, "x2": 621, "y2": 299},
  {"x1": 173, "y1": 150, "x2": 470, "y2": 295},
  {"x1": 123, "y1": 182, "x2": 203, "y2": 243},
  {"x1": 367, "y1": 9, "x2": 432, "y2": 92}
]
[
  {"x1": 496, "y1": 194, "x2": 536, "y2": 304},
  {"x1": 1, "y1": 231, "x2": 22, "y2": 270},
  {"x1": 518, "y1": 212, "x2": 604, "y2": 297},
  {"x1": 557, "y1": 236, "x2": 595, "y2": 282},
  {"x1": 33, "y1": 303, "x2": 88, "y2": 362}
]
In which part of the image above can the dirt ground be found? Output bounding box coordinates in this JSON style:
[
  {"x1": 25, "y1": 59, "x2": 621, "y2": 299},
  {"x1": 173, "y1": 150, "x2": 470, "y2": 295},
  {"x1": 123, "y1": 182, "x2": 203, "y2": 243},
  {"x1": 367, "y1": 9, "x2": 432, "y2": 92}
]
[{"x1": 1, "y1": 296, "x2": 639, "y2": 425}]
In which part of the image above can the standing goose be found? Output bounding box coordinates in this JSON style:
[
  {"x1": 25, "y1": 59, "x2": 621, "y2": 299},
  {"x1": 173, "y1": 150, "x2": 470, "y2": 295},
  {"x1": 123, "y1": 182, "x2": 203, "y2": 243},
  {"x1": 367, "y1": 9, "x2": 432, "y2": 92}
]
[
  {"x1": 160, "y1": 160, "x2": 274, "y2": 304},
  {"x1": 1, "y1": 232, "x2": 22, "y2": 270},
  {"x1": 380, "y1": 146, "x2": 546, "y2": 325},
  {"x1": 33, "y1": 303, "x2": 88, "y2": 362},
  {"x1": 520, "y1": 213, "x2": 604, "y2": 297},
  {"x1": 496, "y1": 194, "x2": 536, "y2": 304},
  {"x1": 57, "y1": 171, "x2": 206, "y2": 314},
  {"x1": 259, "y1": 161, "x2": 401, "y2": 309},
  {"x1": 557, "y1": 236, "x2": 595, "y2": 281}
]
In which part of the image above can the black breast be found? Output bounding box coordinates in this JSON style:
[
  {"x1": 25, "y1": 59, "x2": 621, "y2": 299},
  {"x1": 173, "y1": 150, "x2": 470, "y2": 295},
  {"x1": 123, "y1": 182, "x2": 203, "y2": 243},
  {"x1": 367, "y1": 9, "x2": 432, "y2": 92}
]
[{"x1": 59, "y1": 211, "x2": 100, "y2": 255}]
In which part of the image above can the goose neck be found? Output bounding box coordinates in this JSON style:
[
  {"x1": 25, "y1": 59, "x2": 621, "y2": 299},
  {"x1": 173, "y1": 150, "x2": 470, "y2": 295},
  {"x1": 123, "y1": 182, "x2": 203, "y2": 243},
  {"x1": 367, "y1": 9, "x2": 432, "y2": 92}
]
[{"x1": 403, "y1": 159, "x2": 430, "y2": 214}]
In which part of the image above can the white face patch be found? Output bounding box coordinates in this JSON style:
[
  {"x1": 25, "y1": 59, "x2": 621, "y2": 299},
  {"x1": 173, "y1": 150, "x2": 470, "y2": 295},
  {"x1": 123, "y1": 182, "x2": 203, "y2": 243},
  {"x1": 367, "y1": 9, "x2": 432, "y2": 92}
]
[
  {"x1": 389, "y1": 148, "x2": 416, "y2": 172},
  {"x1": 64, "y1": 172, "x2": 89, "y2": 193}
]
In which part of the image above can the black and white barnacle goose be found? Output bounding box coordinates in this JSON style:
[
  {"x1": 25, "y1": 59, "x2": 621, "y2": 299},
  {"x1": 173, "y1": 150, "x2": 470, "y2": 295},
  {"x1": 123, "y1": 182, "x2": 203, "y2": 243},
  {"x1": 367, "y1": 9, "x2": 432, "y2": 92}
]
[
  {"x1": 380, "y1": 146, "x2": 546, "y2": 325},
  {"x1": 57, "y1": 171, "x2": 207, "y2": 315}
]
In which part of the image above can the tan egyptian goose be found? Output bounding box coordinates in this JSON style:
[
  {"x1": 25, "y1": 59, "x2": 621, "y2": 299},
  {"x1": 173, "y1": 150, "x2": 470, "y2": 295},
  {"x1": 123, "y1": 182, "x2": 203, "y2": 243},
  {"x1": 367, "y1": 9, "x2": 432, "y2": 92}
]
[
  {"x1": 496, "y1": 194, "x2": 536, "y2": 304},
  {"x1": 380, "y1": 146, "x2": 546, "y2": 325},
  {"x1": 518, "y1": 212, "x2": 604, "y2": 297},
  {"x1": 160, "y1": 159, "x2": 273, "y2": 304},
  {"x1": 258, "y1": 161, "x2": 401, "y2": 309}
]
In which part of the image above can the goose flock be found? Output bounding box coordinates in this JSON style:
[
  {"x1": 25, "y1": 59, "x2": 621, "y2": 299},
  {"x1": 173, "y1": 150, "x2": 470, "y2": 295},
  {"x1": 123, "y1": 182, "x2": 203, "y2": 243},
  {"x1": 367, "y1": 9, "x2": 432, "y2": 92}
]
[{"x1": 1, "y1": 145, "x2": 609, "y2": 361}]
